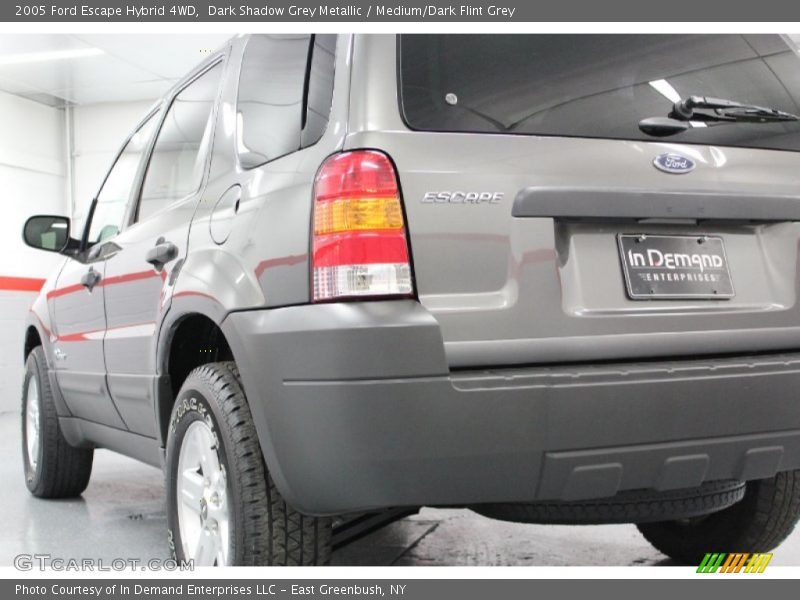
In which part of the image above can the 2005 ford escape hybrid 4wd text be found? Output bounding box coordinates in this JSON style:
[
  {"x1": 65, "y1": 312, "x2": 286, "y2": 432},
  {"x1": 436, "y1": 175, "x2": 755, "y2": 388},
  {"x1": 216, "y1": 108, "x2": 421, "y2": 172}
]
[{"x1": 19, "y1": 34, "x2": 800, "y2": 566}]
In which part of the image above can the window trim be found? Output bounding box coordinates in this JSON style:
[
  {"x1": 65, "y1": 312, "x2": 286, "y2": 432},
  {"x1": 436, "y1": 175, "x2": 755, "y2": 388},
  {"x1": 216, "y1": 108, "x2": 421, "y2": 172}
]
[
  {"x1": 300, "y1": 33, "x2": 338, "y2": 149},
  {"x1": 80, "y1": 106, "x2": 162, "y2": 253},
  {"x1": 300, "y1": 34, "x2": 315, "y2": 131},
  {"x1": 129, "y1": 54, "x2": 227, "y2": 227}
]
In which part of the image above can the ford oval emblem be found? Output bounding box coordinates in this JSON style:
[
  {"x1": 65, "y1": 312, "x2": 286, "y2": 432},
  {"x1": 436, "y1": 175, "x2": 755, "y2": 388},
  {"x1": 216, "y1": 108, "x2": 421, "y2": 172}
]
[{"x1": 653, "y1": 153, "x2": 696, "y2": 174}]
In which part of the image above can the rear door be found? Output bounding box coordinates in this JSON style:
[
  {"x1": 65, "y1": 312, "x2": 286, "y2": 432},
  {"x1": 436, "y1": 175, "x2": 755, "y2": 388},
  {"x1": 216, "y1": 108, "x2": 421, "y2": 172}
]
[
  {"x1": 387, "y1": 34, "x2": 800, "y2": 367},
  {"x1": 102, "y1": 60, "x2": 224, "y2": 436}
]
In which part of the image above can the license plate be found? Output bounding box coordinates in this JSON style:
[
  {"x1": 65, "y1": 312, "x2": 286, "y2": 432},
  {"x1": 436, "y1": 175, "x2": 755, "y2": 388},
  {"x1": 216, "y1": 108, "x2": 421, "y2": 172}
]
[{"x1": 618, "y1": 234, "x2": 735, "y2": 300}]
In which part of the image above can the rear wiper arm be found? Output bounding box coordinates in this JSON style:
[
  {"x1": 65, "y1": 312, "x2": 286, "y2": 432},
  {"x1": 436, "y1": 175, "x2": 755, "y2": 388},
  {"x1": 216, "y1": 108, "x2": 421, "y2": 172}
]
[
  {"x1": 639, "y1": 95, "x2": 799, "y2": 137},
  {"x1": 670, "y1": 95, "x2": 799, "y2": 122}
]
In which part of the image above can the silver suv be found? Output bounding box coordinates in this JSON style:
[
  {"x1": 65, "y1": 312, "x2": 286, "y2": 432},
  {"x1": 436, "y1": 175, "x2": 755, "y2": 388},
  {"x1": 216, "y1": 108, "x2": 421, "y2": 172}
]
[{"x1": 21, "y1": 34, "x2": 800, "y2": 566}]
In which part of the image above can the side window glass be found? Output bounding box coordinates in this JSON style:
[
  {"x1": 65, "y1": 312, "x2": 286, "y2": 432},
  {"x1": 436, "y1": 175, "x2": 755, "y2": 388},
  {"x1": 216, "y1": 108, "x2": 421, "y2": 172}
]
[
  {"x1": 237, "y1": 35, "x2": 311, "y2": 168},
  {"x1": 87, "y1": 114, "x2": 157, "y2": 246},
  {"x1": 137, "y1": 62, "x2": 223, "y2": 223},
  {"x1": 301, "y1": 34, "x2": 336, "y2": 148}
]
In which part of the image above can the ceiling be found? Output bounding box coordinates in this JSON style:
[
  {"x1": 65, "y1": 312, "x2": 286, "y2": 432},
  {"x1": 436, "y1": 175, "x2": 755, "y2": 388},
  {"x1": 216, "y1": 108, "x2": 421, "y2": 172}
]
[
  {"x1": 1, "y1": 34, "x2": 798, "y2": 109},
  {"x1": 0, "y1": 34, "x2": 232, "y2": 106}
]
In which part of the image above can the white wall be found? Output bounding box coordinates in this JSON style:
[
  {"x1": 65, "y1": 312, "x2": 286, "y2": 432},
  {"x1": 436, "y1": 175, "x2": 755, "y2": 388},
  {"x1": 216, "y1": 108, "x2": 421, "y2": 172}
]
[
  {"x1": 0, "y1": 90, "x2": 68, "y2": 412},
  {"x1": 0, "y1": 96, "x2": 153, "y2": 413},
  {"x1": 72, "y1": 100, "x2": 155, "y2": 229}
]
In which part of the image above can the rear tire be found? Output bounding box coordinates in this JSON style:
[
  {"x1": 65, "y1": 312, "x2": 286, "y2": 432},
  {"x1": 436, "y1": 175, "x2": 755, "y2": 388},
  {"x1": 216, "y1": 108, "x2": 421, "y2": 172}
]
[
  {"x1": 638, "y1": 471, "x2": 800, "y2": 564},
  {"x1": 22, "y1": 346, "x2": 93, "y2": 498},
  {"x1": 165, "y1": 362, "x2": 332, "y2": 566},
  {"x1": 473, "y1": 480, "x2": 745, "y2": 525}
]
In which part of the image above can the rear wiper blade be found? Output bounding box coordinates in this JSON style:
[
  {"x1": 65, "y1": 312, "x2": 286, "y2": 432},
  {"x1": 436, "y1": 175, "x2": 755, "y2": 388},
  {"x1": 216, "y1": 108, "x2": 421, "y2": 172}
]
[
  {"x1": 639, "y1": 95, "x2": 799, "y2": 137},
  {"x1": 671, "y1": 95, "x2": 799, "y2": 122}
]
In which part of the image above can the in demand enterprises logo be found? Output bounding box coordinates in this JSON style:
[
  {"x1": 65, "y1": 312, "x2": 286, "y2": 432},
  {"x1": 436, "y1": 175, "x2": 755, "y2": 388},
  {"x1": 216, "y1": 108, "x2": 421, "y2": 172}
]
[{"x1": 697, "y1": 552, "x2": 773, "y2": 573}]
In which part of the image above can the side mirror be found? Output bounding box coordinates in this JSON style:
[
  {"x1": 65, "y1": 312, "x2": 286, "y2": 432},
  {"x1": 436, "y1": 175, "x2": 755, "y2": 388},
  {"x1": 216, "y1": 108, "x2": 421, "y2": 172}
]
[{"x1": 23, "y1": 215, "x2": 71, "y2": 253}]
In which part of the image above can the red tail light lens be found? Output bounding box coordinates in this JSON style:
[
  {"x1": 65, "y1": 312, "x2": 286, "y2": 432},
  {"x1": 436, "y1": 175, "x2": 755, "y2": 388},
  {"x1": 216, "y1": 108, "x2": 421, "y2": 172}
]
[{"x1": 312, "y1": 151, "x2": 413, "y2": 301}]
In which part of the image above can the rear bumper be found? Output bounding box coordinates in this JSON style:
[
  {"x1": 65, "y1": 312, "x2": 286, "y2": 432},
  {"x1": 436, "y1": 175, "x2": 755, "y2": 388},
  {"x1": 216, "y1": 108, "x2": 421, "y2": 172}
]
[{"x1": 223, "y1": 300, "x2": 800, "y2": 516}]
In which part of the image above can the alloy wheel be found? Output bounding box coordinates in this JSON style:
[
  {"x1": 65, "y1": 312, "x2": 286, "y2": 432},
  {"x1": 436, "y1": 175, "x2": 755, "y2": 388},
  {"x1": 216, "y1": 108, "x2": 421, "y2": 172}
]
[{"x1": 176, "y1": 418, "x2": 230, "y2": 565}]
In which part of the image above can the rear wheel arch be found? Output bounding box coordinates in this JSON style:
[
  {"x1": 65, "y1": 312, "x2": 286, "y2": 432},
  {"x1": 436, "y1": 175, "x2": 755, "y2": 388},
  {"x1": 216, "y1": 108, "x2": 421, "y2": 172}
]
[
  {"x1": 156, "y1": 313, "x2": 235, "y2": 446},
  {"x1": 24, "y1": 326, "x2": 43, "y2": 361},
  {"x1": 156, "y1": 309, "x2": 290, "y2": 509}
]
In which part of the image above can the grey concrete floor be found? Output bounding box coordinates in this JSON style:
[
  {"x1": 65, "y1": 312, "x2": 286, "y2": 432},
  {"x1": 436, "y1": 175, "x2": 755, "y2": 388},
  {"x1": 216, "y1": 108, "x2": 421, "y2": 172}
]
[{"x1": 2, "y1": 412, "x2": 800, "y2": 566}]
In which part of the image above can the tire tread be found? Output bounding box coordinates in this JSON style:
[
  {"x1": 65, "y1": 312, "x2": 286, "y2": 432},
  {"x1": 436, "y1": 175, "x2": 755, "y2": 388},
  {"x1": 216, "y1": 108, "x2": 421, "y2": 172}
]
[
  {"x1": 474, "y1": 480, "x2": 746, "y2": 525},
  {"x1": 638, "y1": 471, "x2": 800, "y2": 564},
  {"x1": 167, "y1": 362, "x2": 331, "y2": 566}
]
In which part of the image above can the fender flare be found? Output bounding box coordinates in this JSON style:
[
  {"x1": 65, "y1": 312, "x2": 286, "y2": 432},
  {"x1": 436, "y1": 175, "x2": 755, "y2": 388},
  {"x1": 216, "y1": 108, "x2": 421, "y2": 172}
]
[
  {"x1": 153, "y1": 293, "x2": 228, "y2": 447},
  {"x1": 152, "y1": 296, "x2": 286, "y2": 495}
]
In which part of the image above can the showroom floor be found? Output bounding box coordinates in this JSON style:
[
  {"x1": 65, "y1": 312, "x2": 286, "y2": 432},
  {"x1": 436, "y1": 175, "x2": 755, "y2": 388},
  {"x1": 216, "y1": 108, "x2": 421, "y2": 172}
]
[{"x1": 2, "y1": 412, "x2": 799, "y2": 567}]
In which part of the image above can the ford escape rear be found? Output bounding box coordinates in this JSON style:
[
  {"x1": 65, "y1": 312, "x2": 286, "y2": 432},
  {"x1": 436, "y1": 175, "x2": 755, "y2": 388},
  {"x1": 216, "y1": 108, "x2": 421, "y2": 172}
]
[{"x1": 20, "y1": 34, "x2": 800, "y2": 566}]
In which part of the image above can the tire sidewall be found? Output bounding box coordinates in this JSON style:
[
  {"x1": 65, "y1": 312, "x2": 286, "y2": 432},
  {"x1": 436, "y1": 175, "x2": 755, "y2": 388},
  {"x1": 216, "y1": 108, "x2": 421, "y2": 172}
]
[
  {"x1": 165, "y1": 381, "x2": 240, "y2": 565},
  {"x1": 21, "y1": 352, "x2": 44, "y2": 491}
]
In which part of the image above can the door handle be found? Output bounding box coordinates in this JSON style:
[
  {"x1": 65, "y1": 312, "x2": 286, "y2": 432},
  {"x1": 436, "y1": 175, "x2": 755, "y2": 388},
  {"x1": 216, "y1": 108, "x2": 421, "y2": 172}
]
[
  {"x1": 145, "y1": 238, "x2": 178, "y2": 272},
  {"x1": 80, "y1": 267, "x2": 101, "y2": 291}
]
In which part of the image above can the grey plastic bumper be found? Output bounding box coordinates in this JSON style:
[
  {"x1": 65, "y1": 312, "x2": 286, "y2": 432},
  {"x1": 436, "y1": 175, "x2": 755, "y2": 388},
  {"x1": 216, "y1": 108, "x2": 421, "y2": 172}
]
[{"x1": 223, "y1": 300, "x2": 800, "y2": 516}]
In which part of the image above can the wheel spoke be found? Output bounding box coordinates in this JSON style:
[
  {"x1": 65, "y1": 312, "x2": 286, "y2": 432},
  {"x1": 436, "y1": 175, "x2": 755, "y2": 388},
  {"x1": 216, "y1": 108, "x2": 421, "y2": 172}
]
[
  {"x1": 193, "y1": 527, "x2": 218, "y2": 564},
  {"x1": 210, "y1": 468, "x2": 227, "y2": 502},
  {"x1": 199, "y1": 434, "x2": 221, "y2": 479},
  {"x1": 183, "y1": 428, "x2": 203, "y2": 470},
  {"x1": 206, "y1": 499, "x2": 225, "y2": 522},
  {"x1": 217, "y1": 519, "x2": 229, "y2": 565},
  {"x1": 180, "y1": 470, "x2": 205, "y2": 510},
  {"x1": 176, "y1": 419, "x2": 230, "y2": 567}
]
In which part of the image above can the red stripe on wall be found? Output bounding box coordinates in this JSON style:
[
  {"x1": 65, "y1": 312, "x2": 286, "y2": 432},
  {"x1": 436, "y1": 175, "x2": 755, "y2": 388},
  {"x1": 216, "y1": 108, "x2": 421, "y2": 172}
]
[
  {"x1": 57, "y1": 331, "x2": 94, "y2": 342},
  {"x1": 172, "y1": 290, "x2": 221, "y2": 303},
  {"x1": 46, "y1": 269, "x2": 165, "y2": 300},
  {"x1": 0, "y1": 276, "x2": 45, "y2": 292},
  {"x1": 255, "y1": 254, "x2": 307, "y2": 278},
  {"x1": 46, "y1": 283, "x2": 83, "y2": 299},
  {"x1": 56, "y1": 320, "x2": 156, "y2": 343},
  {"x1": 7, "y1": 268, "x2": 168, "y2": 299},
  {"x1": 103, "y1": 269, "x2": 164, "y2": 287}
]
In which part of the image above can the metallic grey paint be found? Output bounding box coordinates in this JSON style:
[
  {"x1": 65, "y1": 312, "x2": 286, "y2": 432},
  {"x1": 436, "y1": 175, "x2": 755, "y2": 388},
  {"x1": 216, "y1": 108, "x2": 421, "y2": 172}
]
[{"x1": 22, "y1": 34, "x2": 800, "y2": 514}]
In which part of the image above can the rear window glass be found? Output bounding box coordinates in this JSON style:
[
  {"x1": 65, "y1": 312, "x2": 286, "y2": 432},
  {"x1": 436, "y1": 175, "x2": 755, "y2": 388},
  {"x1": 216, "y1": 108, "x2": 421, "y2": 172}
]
[
  {"x1": 237, "y1": 34, "x2": 310, "y2": 168},
  {"x1": 399, "y1": 34, "x2": 800, "y2": 152}
]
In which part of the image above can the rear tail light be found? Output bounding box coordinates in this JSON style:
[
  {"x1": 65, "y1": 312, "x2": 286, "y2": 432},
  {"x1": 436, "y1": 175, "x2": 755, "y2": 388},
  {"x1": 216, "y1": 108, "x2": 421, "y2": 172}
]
[{"x1": 312, "y1": 150, "x2": 413, "y2": 301}]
